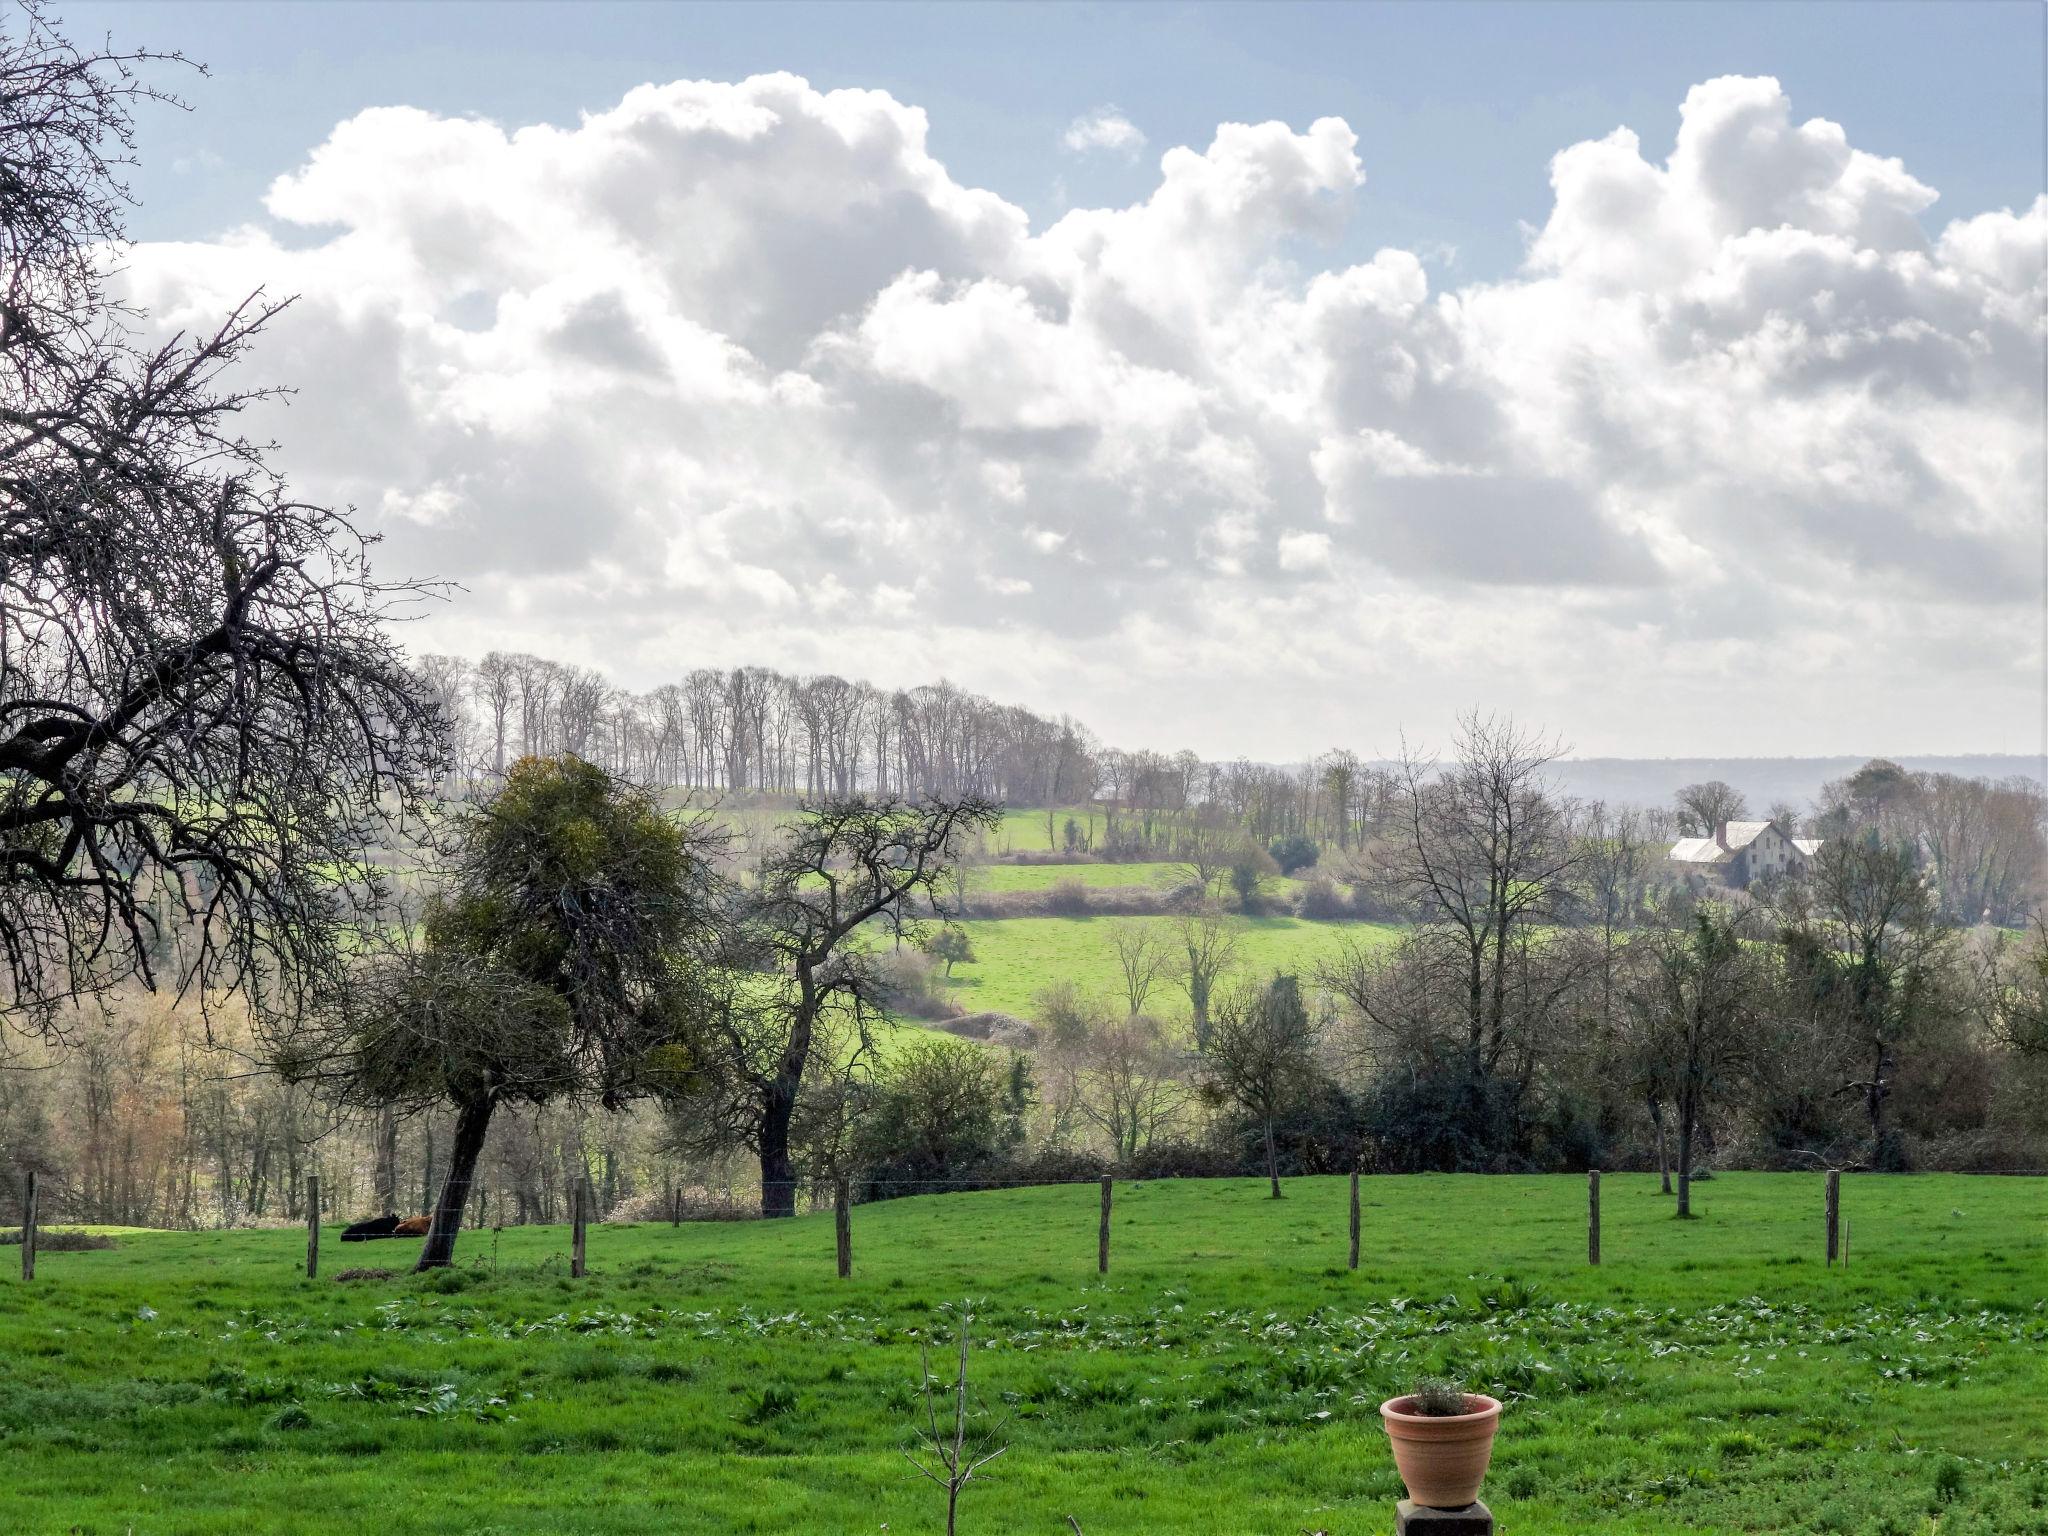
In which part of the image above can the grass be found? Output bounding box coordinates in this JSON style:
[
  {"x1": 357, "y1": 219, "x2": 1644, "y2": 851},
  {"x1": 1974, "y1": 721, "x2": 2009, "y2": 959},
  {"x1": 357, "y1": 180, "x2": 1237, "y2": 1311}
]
[
  {"x1": 940, "y1": 913, "x2": 1398, "y2": 1018},
  {"x1": 988, "y1": 806, "x2": 1107, "y2": 855},
  {"x1": 2, "y1": 1174, "x2": 2041, "y2": 1534},
  {"x1": 966, "y1": 861, "x2": 1314, "y2": 899},
  {"x1": 968, "y1": 861, "x2": 1191, "y2": 893}
]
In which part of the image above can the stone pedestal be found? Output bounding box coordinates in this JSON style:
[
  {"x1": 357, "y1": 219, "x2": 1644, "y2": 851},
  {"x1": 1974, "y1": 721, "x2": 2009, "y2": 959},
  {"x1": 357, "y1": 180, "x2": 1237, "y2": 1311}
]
[{"x1": 1395, "y1": 1500, "x2": 1493, "y2": 1535}]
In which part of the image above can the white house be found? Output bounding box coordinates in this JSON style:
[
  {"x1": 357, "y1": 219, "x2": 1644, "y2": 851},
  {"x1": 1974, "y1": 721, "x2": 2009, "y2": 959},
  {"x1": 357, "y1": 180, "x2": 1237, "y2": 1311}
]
[{"x1": 1668, "y1": 819, "x2": 1820, "y2": 890}]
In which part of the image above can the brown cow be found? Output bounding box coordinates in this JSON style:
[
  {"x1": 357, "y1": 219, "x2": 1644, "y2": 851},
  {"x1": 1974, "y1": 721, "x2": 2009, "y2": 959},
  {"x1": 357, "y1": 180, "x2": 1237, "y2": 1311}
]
[{"x1": 393, "y1": 1215, "x2": 432, "y2": 1236}]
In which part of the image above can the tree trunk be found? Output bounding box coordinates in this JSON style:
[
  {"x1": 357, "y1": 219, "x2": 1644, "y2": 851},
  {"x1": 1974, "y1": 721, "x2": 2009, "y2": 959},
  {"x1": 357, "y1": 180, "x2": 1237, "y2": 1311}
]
[
  {"x1": 416, "y1": 1096, "x2": 494, "y2": 1271},
  {"x1": 1264, "y1": 1116, "x2": 1282, "y2": 1199},
  {"x1": 374, "y1": 1105, "x2": 398, "y2": 1214},
  {"x1": 1675, "y1": 1091, "x2": 1695, "y2": 1219},
  {"x1": 759, "y1": 1075, "x2": 800, "y2": 1218},
  {"x1": 1648, "y1": 1096, "x2": 1672, "y2": 1195}
]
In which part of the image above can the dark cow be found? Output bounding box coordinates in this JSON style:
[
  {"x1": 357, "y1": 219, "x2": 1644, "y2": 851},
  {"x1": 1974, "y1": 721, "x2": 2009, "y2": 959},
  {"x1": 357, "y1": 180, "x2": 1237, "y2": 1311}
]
[{"x1": 340, "y1": 1214, "x2": 404, "y2": 1242}]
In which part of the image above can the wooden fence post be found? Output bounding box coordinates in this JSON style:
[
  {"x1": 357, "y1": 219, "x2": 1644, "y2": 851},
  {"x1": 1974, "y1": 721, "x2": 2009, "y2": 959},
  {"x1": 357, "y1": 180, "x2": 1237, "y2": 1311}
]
[
  {"x1": 1098, "y1": 1176, "x2": 1112, "y2": 1275},
  {"x1": 670, "y1": 1185, "x2": 680, "y2": 1228},
  {"x1": 305, "y1": 1174, "x2": 320, "y2": 1280},
  {"x1": 834, "y1": 1178, "x2": 852, "y2": 1279},
  {"x1": 1348, "y1": 1170, "x2": 1361, "y2": 1271},
  {"x1": 1587, "y1": 1170, "x2": 1601, "y2": 1266},
  {"x1": 20, "y1": 1169, "x2": 36, "y2": 1283},
  {"x1": 571, "y1": 1178, "x2": 588, "y2": 1278},
  {"x1": 1825, "y1": 1170, "x2": 1840, "y2": 1267}
]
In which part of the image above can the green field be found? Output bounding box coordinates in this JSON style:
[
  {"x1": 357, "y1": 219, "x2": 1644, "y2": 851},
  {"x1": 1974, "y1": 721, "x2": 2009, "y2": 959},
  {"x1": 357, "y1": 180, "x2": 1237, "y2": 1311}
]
[
  {"x1": 966, "y1": 861, "x2": 1313, "y2": 899},
  {"x1": 941, "y1": 914, "x2": 1397, "y2": 1019},
  {"x1": 987, "y1": 806, "x2": 1107, "y2": 855},
  {"x1": 969, "y1": 860, "x2": 1190, "y2": 893},
  {"x1": 3, "y1": 1175, "x2": 2042, "y2": 1534}
]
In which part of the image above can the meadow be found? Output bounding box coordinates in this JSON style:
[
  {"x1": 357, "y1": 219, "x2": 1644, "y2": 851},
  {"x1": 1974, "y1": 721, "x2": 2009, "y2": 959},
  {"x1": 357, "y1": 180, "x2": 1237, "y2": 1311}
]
[
  {"x1": 938, "y1": 914, "x2": 1398, "y2": 1019},
  {"x1": 4, "y1": 1174, "x2": 2042, "y2": 1535}
]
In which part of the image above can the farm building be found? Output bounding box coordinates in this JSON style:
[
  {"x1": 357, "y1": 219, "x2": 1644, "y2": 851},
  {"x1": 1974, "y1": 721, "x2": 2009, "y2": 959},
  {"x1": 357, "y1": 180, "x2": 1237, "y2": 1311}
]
[{"x1": 1668, "y1": 819, "x2": 1821, "y2": 889}]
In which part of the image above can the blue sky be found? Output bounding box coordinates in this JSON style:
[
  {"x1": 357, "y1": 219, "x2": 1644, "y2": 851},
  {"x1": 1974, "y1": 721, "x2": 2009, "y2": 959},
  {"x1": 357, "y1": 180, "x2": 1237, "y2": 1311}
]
[{"x1": 85, "y1": 1, "x2": 2046, "y2": 278}]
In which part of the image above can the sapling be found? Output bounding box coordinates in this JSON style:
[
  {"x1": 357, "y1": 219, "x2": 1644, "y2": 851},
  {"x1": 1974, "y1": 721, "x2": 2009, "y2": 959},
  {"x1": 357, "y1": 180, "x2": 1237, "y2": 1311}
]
[{"x1": 905, "y1": 1300, "x2": 1008, "y2": 1535}]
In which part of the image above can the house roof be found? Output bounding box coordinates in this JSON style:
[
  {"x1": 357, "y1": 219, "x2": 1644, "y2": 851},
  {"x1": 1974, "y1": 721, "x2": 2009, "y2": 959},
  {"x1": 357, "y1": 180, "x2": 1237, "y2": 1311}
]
[
  {"x1": 1720, "y1": 820, "x2": 1774, "y2": 850},
  {"x1": 1792, "y1": 838, "x2": 1824, "y2": 857},
  {"x1": 1669, "y1": 836, "x2": 1732, "y2": 864}
]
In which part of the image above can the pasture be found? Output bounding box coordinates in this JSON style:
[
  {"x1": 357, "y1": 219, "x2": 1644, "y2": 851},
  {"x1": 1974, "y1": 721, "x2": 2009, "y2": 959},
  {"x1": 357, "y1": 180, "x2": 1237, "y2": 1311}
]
[
  {"x1": 938, "y1": 914, "x2": 1399, "y2": 1019},
  {"x1": 3, "y1": 1174, "x2": 2042, "y2": 1535}
]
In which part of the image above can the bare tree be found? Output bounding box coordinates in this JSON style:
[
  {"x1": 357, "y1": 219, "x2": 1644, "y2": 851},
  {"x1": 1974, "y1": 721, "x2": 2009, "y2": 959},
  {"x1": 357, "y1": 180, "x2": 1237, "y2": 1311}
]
[
  {"x1": 687, "y1": 796, "x2": 997, "y2": 1217},
  {"x1": 1106, "y1": 919, "x2": 1163, "y2": 1017},
  {"x1": 1205, "y1": 974, "x2": 1318, "y2": 1198},
  {"x1": 1391, "y1": 713, "x2": 1583, "y2": 1087},
  {"x1": 0, "y1": 9, "x2": 442, "y2": 1042},
  {"x1": 1624, "y1": 903, "x2": 1764, "y2": 1215},
  {"x1": 1675, "y1": 781, "x2": 1750, "y2": 837},
  {"x1": 1174, "y1": 814, "x2": 1239, "y2": 900},
  {"x1": 1076, "y1": 1014, "x2": 1185, "y2": 1160}
]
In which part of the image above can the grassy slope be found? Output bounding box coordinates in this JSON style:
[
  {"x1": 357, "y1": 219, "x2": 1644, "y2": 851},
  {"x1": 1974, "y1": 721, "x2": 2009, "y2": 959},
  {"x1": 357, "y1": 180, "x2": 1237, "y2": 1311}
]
[
  {"x1": 941, "y1": 914, "x2": 1399, "y2": 1018},
  {"x1": 4, "y1": 1174, "x2": 2042, "y2": 1535}
]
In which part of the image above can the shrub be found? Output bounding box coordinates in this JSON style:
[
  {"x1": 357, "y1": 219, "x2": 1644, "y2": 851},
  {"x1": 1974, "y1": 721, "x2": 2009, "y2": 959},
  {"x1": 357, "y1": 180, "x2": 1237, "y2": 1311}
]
[
  {"x1": 1296, "y1": 875, "x2": 1352, "y2": 920},
  {"x1": 333, "y1": 1267, "x2": 395, "y2": 1283},
  {"x1": 1268, "y1": 834, "x2": 1319, "y2": 874},
  {"x1": 1045, "y1": 876, "x2": 1090, "y2": 915},
  {"x1": 873, "y1": 948, "x2": 955, "y2": 1020},
  {"x1": 853, "y1": 1037, "x2": 1031, "y2": 1197}
]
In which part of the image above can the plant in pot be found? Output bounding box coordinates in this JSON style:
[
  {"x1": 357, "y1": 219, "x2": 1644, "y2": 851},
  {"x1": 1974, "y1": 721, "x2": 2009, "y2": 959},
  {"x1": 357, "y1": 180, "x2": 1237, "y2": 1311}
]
[{"x1": 1379, "y1": 1376, "x2": 1503, "y2": 1509}]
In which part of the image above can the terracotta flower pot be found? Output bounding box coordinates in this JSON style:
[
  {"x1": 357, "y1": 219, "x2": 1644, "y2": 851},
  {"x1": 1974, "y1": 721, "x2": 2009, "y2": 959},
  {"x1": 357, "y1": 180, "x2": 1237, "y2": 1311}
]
[{"x1": 1379, "y1": 1392, "x2": 1502, "y2": 1509}]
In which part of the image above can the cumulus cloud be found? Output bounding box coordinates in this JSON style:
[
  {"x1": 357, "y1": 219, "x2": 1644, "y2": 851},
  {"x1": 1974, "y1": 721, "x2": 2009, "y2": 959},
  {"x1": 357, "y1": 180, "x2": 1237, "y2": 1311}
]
[
  {"x1": 1062, "y1": 106, "x2": 1146, "y2": 158},
  {"x1": 120, "y1": 74, "x2": 2046, "y2": 756}
]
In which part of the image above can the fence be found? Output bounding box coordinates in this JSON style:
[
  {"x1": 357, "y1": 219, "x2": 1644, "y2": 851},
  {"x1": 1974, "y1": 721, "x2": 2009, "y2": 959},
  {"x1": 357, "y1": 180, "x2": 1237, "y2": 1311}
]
[{"x1": 9, "y1": 1165, "x2": 2037, "y2": 1283}]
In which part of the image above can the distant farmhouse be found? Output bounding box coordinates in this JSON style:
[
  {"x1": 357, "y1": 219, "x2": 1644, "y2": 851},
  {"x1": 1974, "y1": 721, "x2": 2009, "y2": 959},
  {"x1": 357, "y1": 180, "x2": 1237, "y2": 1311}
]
[{"x1": 1668, "y1": 819, "x2": 1822, "y2": 890}]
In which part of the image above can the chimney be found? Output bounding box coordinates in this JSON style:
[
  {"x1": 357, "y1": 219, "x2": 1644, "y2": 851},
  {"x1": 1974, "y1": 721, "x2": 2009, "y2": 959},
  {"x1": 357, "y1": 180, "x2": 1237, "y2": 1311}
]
[{"x1": 1714, "y1": 821, "x2": 1730, "y2": 851}]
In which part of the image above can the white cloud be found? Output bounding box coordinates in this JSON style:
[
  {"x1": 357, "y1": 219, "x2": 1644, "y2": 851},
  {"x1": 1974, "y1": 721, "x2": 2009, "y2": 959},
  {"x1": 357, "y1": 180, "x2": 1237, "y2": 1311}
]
[
  {"x1": 1062, "y1": 106, "x2": 1146, "y2": 158},
  {"x1": 119, "y1": 73, "x2": 2046, "y2": 757},
  {"x1": 1277, "y1": 530, "x2": 1332, "y2": 572}
]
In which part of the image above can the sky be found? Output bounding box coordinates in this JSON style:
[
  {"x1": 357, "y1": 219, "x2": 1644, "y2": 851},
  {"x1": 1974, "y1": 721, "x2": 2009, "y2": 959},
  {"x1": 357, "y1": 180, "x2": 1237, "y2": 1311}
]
[{"x1": 72, "y1": 0, "x2": 2048, "y2": 760}]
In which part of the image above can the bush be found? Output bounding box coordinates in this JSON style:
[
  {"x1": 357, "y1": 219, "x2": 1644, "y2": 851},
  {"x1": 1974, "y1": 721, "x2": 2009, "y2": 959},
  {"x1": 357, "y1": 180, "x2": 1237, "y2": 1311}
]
[
  {"x1": 1045, "y1": 876, "x2": 1090, "y2": 915},
  {"x1": 1363, "y1": 1063, "x2": 1534, "y2": 1173},
  {"x1": 1296, "y1": 875, "x2": 1352, "y2": 920},
  {"x1": 1120, "y1": 1139, "x2": 1240, "y2": 1180},
  {"x1": 854, "y1": 1038, "x2": 1032, "y2": 1198},
  {"x1": 873, "y1": 947, "x2": 956, "y2": 1020},
  {"x1": 1268, "y1": 834, "x2": 1319, "y2": 875}
]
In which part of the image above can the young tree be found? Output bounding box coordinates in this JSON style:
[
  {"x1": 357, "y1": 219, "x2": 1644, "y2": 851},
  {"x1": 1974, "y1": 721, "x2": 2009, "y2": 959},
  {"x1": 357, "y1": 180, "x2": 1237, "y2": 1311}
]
[
  {"x1": 925, "y1": 926, "x2": 976, "y2": 979},
  {"x1": 692, "y1": 796, "x2": 997, "y2": 1217},
  {"x1": 0, "y1": 9, "x2": 442, "y2": 1041},
  {"x1": 1625, "y1": 905, "x2": 1763, "y2": 1216},
  {"x1": 1205, "y1": 974, "x2": 1319, "y2": 1198},
  {"x1": 1106, "y1": 919, "x2": 1163, "y2": 1017},
  {"x1": 1170, "y1": 906, "x2": 1242, "y2": 1049},
  {"x1": 315, "y1": 757, "x2": 723, "y2": 1268}
]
